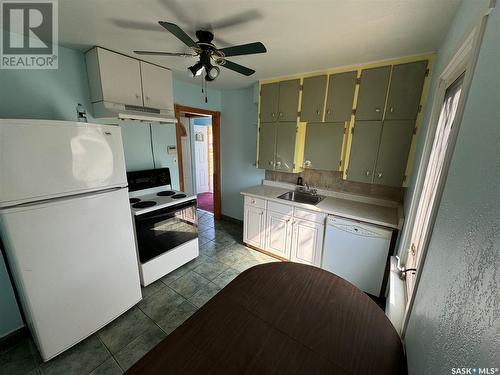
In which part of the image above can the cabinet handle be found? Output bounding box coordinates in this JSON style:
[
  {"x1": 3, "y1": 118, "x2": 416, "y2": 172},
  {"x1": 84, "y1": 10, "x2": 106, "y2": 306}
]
[
  {"x1": 259, "y1": 211, "x2": 263, "y2": 216},
  {"x1": 326, "y1": 109, "x2": 331, "y2": 115},
  {"x1": 279, "y1": 112, "x2": 284, "y2": 118},
  {"x1": 365, "y1": 170, "x2": 371, "y2": 177},
  {"x1": 390, "y1": 106, "x2": 394, "y2": 113},
  {"x1": 146, "y1": 96, "x2": 150, "y2": 101},
  {"x1": 276, "y1": 161, "x2": 282, "y2": 168},
  {"x1": 271, "y1": 112, "x2": 276, "y2": 118},
  {"x1": 251, "y1": 199, "x2": 256, "y2": 204},
  {"x1": 375, "y1": 108, "x2": 381, "y2": 113},
  {"x1": 304, "y1": 160, "x2": 312, "y2": 168},
  {"x1": 268, "y1": 161, "x2": 274, "y2": 167},
  {"x1": 316, "y1": 109, "x2": 321, "y2": 115},
  {"x1": 135, "y1": 94, "x2": 140, "y2": 99},
  {"x1": 377, "y1": 172, "x2": 383, "y2": 178}
]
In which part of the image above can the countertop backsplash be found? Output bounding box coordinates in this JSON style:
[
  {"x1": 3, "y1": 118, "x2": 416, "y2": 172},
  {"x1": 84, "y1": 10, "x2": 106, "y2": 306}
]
[{"x1": 265, "y1": 170, "x2": 404, "y2": 203}]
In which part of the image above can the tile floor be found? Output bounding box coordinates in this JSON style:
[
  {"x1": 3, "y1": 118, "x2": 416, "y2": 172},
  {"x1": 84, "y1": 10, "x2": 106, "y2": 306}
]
[{"x1": 0, "y1": 210, "x2": 279, "y2": 375}]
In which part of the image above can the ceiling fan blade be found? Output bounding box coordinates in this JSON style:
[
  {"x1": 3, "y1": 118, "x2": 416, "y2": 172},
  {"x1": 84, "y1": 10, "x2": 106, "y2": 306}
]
[
  {"x1": 218, "y1": 42, "x2": 267, "y2": 57},
  {"x1": 158, "y1": 21, "x2": 198, "y2": 49},
  {"x1": 134, "y1": 50, "x2": 196, "y2": 57},
  {"x1": 220, "y1": 60, "x2": 255, "y2": 76}
]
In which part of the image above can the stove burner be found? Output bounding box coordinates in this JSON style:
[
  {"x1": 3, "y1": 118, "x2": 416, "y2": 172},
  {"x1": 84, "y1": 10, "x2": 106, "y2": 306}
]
[
  {"x1": 129, "y1": 198, "x2": 141, "y2": 204},
  {"x1": 132, "y1": 201, "x2": 157, "y2": 208},
  {"x1": 172, "y1": 194, "x2": 187, "y2": 199},
  {"x1": 157, "y1": 191, "x2": 176, "y2": 197}
]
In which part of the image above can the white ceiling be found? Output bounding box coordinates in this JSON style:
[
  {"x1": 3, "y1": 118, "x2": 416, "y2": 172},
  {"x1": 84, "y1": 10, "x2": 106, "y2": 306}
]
[{"x1": 59, "y1": 0, "x2": 460, "y2": 89}]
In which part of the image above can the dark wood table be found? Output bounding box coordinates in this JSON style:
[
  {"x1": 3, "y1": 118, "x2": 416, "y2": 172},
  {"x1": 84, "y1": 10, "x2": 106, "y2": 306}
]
[{"x1": 127, "y1": 262, "x2": 407, "y2": 375}]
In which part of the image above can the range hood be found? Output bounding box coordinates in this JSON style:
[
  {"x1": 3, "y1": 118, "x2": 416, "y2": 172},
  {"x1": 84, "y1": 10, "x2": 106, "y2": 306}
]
[{"x1": 92, "y1": 101, "x2": 178, "y2": 124}]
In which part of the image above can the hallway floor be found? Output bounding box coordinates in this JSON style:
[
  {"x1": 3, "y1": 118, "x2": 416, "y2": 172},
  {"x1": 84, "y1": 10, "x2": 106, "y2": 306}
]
[{"x1": 197, "y1": 192, "x2": 214, "y2": 213}]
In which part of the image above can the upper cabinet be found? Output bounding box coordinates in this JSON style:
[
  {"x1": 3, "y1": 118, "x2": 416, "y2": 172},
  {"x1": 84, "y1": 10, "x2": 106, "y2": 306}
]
[
  {"x1": 355, "y1": 66, "x2": 391, "y2": 121},
  {"x1": 300, "y1": 75, "x2": 327, "y2": 122},
  {"x1": 86, "y1": 47, "x2": 174, "y2": 111},
  {"x1": 303, "y1": 122, "x2": 344, "y2": 171},
  {"x1": 86, "y1": 47, "x2": 143, "y2": 107},
  {"x1": 385, "y1": 61, "x2": 428, "y2": 120},
  {"x1": 260, "y1": 80, "x2": 300, "y2": 122},
  {"x1": 140, "y1": 61, "x2": 174, "y2": 111},
  {"x1": 325, "y1": 71, "x2": 357, "y2": 122}
]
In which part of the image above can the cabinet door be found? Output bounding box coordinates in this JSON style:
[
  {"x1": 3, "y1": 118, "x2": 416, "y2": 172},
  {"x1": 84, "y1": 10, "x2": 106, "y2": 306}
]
[
  {"x1": 325, "y1": 71, "x2": 357, "y2": 122},
  {"x1": 257, "y1": 122, "x2": 277, "y2": 170},
  {"x1": 243, "y1": 206, "x2": 266, "y2": 248},
  {"x1": 374, "y1": 120, "x2": 414, "y2": 186},
  {"x1": 275, "y1": 122, "x2": 297, "y2": 172},
  {"x1": 355, "y1": 66, "x2": 391, "y2": 121},
  {"x1": 265, "y1": 211, "x2": 292, "y2": 259},
  {"x1": 300, "y1": 75, "x2": 327, "y2": 122},
  {"x1": 290, "y1": 218, "x2": 324, "y2": 266},
  {"x1": 97, "y1": 48, "x2": 143, "y2": 106},
  {"x1": 346, "y1": 121, "x2": 382, "y2": 183},
  {"x1": 385, "y1": 61, "x2": 428, "y2": 120},
  {"x1": 303, "y1": 122, "x2": 344, "y2": 170},
  {"x1": 278, "y1": 79, "x2": 300, "y2": 122},
  {"x1": 260, "y1": 83, "x2": 279, "y2": 122},
  {"x1": 140, "y1": 62, "x2": 174, "y2": 110}
]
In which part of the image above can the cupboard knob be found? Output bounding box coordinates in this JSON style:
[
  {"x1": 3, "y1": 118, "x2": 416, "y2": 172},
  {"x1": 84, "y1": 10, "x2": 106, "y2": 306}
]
[
  {"x1": 251, "y1": 199, "x2": 255, "y2": 204},
  {"x1": 146, "y1": 96, "x2": 150, "y2": 101},
  {"x1": 279, "y1": 112, "x2": 284, "y2": 117},
  {"x1": 375, "y1": 108, "x2": 381, "y2": 113},
  {"x1": 365, "y1": 170, "x2": 371, "y2": 177},
  {"x1": 135, "y1": 94, "x2": 140, "y2": 99},
  {"x1": 390, "y1": 106, "x2": 394, "y2": 113},
  {"x1": 377, "y1": 172, "x2": 383, "y2": 178},
  {"x1": 326, "y1": 109, "x2": 331, "y2": 115},
  {"x1": 268, "y1": 161, "x2": 274, "y2": 166},
  {"x1": 271, "y1": 112, "x2": 275, "y2": 117},
  {"x1": 316, "y1": 109, "x2": 321, "y2": 115},
  {"x1": 304, "y1": 160, "x2": 312, "y2": 167},
  {"x1": 276, "y1": 161, "x2": 282, "y2": 168}
]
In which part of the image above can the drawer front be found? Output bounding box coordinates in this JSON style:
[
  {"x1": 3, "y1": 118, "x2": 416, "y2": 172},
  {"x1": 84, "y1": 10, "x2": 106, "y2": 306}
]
[
  {"x1": 268, "y1": 201, "x2": 294, "y2": 215},
  {"x1": 293, "y1": 207, "x2": 326, "y2": 224},
  {"x1": 244, "y1": 196, "x2": 267, "y2": 209}
]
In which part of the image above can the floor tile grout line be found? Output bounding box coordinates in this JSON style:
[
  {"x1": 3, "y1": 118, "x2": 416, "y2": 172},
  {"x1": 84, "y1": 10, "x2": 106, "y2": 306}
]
[{"x1": 94, "y1": 335, "x2": 124, "y2": 374}]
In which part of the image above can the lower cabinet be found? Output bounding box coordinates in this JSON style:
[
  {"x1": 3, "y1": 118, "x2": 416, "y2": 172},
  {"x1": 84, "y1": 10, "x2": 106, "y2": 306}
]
[
  {"x1": 290, "y1": 218, "x2": 324, "y2": 265},
  {"x1": 243, "y1": 205, "x2": 266, "y2": 249},
  {"x1": 244, "y1": 198, "x2": 325, "y2": 266}
]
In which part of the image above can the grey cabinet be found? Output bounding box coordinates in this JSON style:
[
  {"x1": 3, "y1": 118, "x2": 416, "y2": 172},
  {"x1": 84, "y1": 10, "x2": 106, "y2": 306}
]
[
  {"x1": 260, "y1": 83, "x2": 279, "y2": 123},
  {"x1": 355, "y1": 66, "x2": 391, "y2": 121},
  {"x1": 303, "y1": 122, "x2": 344, "y2": 171},
  {"x1": 385, "y1": 61, "x2": 428, "y2": 120},
  {"x1": 275, "y1": 122, "x2": 297, "y2": 172},
  {"x1": 346, "y1": 121, "x2": 382, "y2": 183},
  {"x1": 300, "y1": 75, "x2": 327, "y2": 122},
  {"x1": 258, "y1": 122, "x2": 277, "y2": 169},
  {"x1": 260, "y1": 80, "x2": 300, "y2": 122},
  {"x1": 373, "y1": 120, "x2": 414, "y2": 186},
  {"x1": 325, "y1": 71, "x2": 357, "y2": 122},
  {"x1": 278, "y1": 79, "x2": 301, "y2": 122}
]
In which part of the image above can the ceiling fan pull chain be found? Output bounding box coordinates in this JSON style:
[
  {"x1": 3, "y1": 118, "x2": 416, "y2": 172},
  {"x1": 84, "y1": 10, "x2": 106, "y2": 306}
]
[{"x1": 205, "y1": 81, "x2": 208, "y2": 103}]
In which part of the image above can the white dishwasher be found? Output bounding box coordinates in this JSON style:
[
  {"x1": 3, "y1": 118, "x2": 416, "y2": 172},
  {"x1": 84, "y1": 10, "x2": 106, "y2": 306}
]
[{"x1": 322, "y1": 215, "x2": 392, "y2": 296}]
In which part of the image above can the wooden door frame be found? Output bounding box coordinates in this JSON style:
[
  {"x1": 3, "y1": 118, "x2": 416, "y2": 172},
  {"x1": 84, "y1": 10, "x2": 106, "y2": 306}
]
[{"x1": 175, "y1": 104, "x2": 221, "y2": 220}]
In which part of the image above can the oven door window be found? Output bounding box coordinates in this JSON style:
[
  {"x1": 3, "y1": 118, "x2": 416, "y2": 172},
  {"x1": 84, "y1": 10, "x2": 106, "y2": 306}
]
[{"x1": 135, "y1": 200, "x2": 197, "y2": 264}]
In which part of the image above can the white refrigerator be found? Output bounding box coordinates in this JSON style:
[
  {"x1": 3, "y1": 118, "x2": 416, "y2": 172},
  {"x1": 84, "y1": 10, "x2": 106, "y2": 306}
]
[{"x1": 0, "y1": 119, "x2": 142, "y2": 361}]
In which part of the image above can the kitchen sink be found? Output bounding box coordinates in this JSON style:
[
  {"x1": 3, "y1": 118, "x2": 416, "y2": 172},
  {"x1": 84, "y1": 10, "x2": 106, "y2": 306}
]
[{"x1": 277, "y1": 191, "x2": 325, "y2": 205}]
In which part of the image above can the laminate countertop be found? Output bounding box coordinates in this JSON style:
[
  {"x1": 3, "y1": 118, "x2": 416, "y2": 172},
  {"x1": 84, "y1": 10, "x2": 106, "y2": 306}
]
[{"x1": 241, "y1": 183, "x2": 403, "y2": 230}]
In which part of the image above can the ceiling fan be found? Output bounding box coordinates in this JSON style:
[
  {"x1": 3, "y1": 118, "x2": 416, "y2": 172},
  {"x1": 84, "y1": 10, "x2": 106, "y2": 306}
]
[{"x1": 133, "y1": 21, "x2": 267, "y2": 82}]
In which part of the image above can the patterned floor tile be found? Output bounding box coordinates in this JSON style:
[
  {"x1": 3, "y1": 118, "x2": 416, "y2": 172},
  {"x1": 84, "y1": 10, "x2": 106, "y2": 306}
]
[
  {"x1": 156, "y1": 301, "x2": 198, "y2": 335},
  {"x1": 188, "y1": 283, "x2": 222, "y2": 308},
  {"x1": 88, "y1": 357, "x2": 122, "y2": 375},
  {"x1": 192, "y1": 258, "x2": 229, "y2": 281},
  {"x1": 169, "y1": 271, "x2": 211, "y2": 299},
  {"x1": 212, "y1": 268, "x2": 241, "y2": 289},
  {"x1": 138, "y1": 286, "x2": 186, "y2": 323},
  {"x1": 0, "y1": 339, "x2": 38, "y2": 375}
]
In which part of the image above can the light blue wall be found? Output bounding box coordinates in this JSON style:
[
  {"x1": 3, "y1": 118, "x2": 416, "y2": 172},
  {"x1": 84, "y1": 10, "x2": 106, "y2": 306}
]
[
  {"x1": 172, "y1": 79, "x2": 221, "y2": 112},
  {"x1": 405, "y1": 2, "x2": 500, "y2": 374},
  {"x1": 220, "y1": 87, "x2": 265, "y2": 220},
  {"x1": 0, "y1": 254, "x2": 23, "y2": 338}
]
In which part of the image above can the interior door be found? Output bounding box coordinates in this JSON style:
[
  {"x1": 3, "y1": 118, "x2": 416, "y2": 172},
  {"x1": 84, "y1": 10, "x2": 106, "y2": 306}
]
[
  {"x1": 96, "y1": 48, "x2": 143, "y2": 106},
  {"x1": 385, "y1": 61, "x2": 428, "y2": 120},
  {"x1": 140, "y1": 61, "x2": 174, "y2": 110},
  {"x1": 194, "y1": 125, "x2": 209, "y2": 193},
  {"x1": 325, "y1": 71, "x2": 358, "y2": 122},
  {"x1": 300, "y1": 75, "x2": 327, "y2": 122},
  {"x1": 275, "y1": 122, "x2": 297, "y2": 172},
  {"x1": 257, "y1": 122, "x2": 277, "y2": 170},
  {"x1": 278, "y1": 79, "x2": 300, "y2": 122},
  {"x1": 374, "y1": 120, "x2": 415, "y2": 186},
  {"x1": 265, "y1": 211, "x2": 292, "y2": 258},
  {"x1": 355, "y1": 66, "x2": 391, "y2": 121},
  {"x1": 303, "y1": 122, "x2": 345, "y2": 170},
  {"x1": 346, "y1": 121, "x2": 383, "y2": 183},
  {"x1": 260, "y1": 83, "x2": 279, "y2": 122}
]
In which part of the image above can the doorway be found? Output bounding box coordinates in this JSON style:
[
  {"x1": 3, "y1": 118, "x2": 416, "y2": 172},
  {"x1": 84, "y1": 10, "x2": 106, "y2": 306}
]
[{"x1": 175, "y1": 105, "x2": 221, "y2": 219}]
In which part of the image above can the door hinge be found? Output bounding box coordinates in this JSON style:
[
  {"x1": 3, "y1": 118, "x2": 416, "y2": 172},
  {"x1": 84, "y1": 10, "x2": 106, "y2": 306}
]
[
  {"x1": 418, "y1": 104, "x2": 423, "y2": 113},
  {"x1": 351, "y1": 108, "x2": 356, "y2": 116},
  {"x1": 413, "y1": 127, "x2": 417, "y2": 135},
  {"x1": 403, "y1": 174, "x2": 407, "y2": 182},
  {"x1": 293, "y1": 163, "x2": 296, "y2": 169},
  {"x1": 351, "y1": 127, "x2": 355, "y2": 134},
  {"x1": 339, "y1": 159, "x2": 342, "y2": 167},
  {"x1": 297, "y1": 111, "x2": 301, "y2": 117},
  {"x1": 299, "y1": 84, "x2": 303, "y2": 90},
  {"x1": 344, "y1": 127, "x2": 347, "y2": 134},
  {"x1": 425, "y1": 68, "x2": 430, "y2": 77},
  {"x1": 355, "y1": 78, "x2": 361, "y2": 85}
]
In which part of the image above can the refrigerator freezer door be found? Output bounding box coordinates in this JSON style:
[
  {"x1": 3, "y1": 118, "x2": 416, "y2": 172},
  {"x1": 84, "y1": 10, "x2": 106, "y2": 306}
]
[
  {"x1": 0, "y1": 120, "x2": 127, "y2": 207},
  {"x1": 0, "y1": 188, "x2": 141, "y2": 360}
]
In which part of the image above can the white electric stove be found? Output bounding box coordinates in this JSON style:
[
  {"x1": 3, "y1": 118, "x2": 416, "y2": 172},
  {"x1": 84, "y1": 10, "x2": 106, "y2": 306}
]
[{"x1": 127, "y1": 168, "x2": 199, "y2": 286}]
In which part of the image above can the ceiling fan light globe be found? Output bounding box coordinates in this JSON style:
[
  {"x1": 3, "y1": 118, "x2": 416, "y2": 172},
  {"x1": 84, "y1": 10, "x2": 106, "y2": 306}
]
[
  {"x1": 206, "y1": 66, "x2": 220, "y2": 80},
  {"x1": 188, "y1": 62, "x2": 204, "y2": 77}
]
